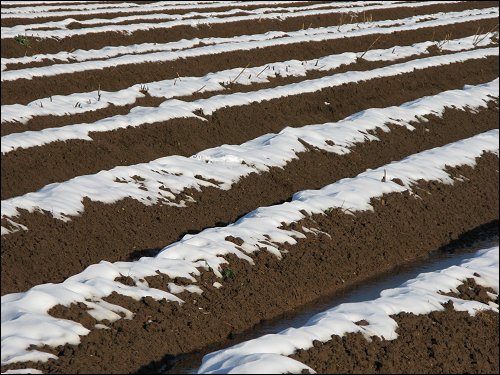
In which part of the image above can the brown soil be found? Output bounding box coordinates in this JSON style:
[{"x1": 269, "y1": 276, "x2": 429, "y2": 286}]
[
  {"x1": 3, "y1": 16, "x2": 498, "y2": 105},
  {"x1": 2, "y1": 55, "x2": 498, "y2": 199},
  {"x1": 291, "y1": 291, "x2": 499, "y2": 373},
  {"x1": 3, "y1": 46, "x2": 481, "y2": 136},
  {"x1": 294, "y1": 304, "x2": 499, "y2": 374},
  {"x1": 442, "y1": 277, "x2": 499, "y2": 305},
  {"x1": 1, "y1": 152, "x2": 498, "y2": 374},
  {"x1": 0, "y1": 1, "x2": 159, "y2": 10},
  {"x1": 0, "y1": 1, "x2": 327, "y2": 27},
  {"x1": 2, "y1": 2, "x2": 495, "y2": 60},
  {"x1": 1, "y1": 93, "x2": 166, "y2": 136},
  {"x1": 2, "y1": 100, "x2": 498, "y2": 294}
]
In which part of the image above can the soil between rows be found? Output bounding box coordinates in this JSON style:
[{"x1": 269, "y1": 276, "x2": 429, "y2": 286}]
[
  {"x1": 3, "y1": 16, "x2": 498, "y2": 105},
  {"x1": 1, "y1": 152, "x2": 498, "y2": 374},
  {"x1": 3, "y1": 45, "x2": 485, "y2": 136},
  {"x1": 291, "y1": 290, "x2": 499, "y2": 374},
  {"x1": 0, "y1": 1, "x2": 160, "y2": 10},
  {"x1": 2, "y1": 1, "x2": 495, "y2": 61},
  {"x1": 0, "y1": 1, "x2": 329, "y2": 27},
  {"x1": 0, "y1": 1, "x2": 332, "y2": 28},
  {"x1": 2, "y1": 55, "x2": 498, "y2": 200},
  {"x1": 1, "y1": 102, "x2": 498, "y2": 295}
]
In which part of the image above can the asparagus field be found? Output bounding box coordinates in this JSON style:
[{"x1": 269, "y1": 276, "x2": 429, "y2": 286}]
[{"x1": 1, "y1": 1, "x2": 499, "y2": 373}]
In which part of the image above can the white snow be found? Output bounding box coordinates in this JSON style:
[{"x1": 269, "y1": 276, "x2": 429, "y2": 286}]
[
  {"x1": 1, "y1": 2, "x2": 394, "y2": 35},
  {"x1": 3, "y1": 31, "x2": 496, "y2": 125},
  {"x1": 0, "y1": 1, "x2": 313, "y2": 17},
  {"x1": 1, "y1": 130, "x2": 498, "y2": 366},
  {"x1": 2, "y1": 47, "x2": 497, "y2": 154},
  {"x1": 198, "y1": 246, "x2": 499, "y2": 374},
  {"x1": 3, "y1": 7, "x2": 496, "y2": 79},
  {"x1": 2, "y1": 79, "x2": 497, "y2": 232},
  {"x1": 0, "y1": 1, "x2": 444, "y2": 37}
]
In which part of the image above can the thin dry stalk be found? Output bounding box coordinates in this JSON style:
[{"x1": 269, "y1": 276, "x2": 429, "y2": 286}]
[
  {"x1": 359, "y1": 35, "x2": 382, "y2": 59},
  {"x1": 230, "y1": 63, "x2": 250, "y2": 84},
  {"x1": 194, "y1": 84, "x2": 206, "y2": 93},
  {"x1": 256, "y1": 65, "x2": 270, "y2": 77},
  {"x1": 474, "y1": 23, "x2": 498, "y2": 46},
  {"x1": 472, "y1": 25, "x2": 482, "y2": 45}
]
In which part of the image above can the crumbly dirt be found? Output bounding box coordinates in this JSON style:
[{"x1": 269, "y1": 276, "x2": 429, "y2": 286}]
[
  {"x1": 1, "y1": 1, "x2": 495, "y2": 62},
  {"x1": 1, "y1": 152, "x2": 498, "y2": 374},
  {"x1": 2, "y1": 55, "x2": 498, "y2": 199},
  {"x1": 291, "y1": 284, "x2": 499, "y2": 374},
  {"x1": 1, "y1": 102, "x2": 498, "y2": 294},
  {"x1": 2, "y1": 46, "x2": 478, "y2": 137},
  {"x1": 2, "y1": 16, "x2": 498, "y2": 104}
]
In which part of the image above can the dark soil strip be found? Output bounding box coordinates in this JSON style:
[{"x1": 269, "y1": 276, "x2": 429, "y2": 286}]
[
  {"x1": 291, "y1": 301, "x2": 498, "y2": 373},
  {"x1": 3, "y1": 15, "x2": 498, "y2": 105},
  {"x1": 3, "y1": 45, "x2": 481, "y2": 136},
  {"x1": 1, "y1": 153, "x2": 498, "y2": 373},
  {"x1": 1, "y1": 93, "x2": 166, "y2": 137},
  {"x1": 1, "y1": 102, "x2": 498, "y2": 294},
  {"x1": 442, "y1": 277, "x2": 499, "y2": 304},
  {"x1": 0, "y1": 1, "x2": 160, "y2": 10},
  {"x1": 2, "y1": 2, "x2": 494, "y2": 59},
  {"x1": 2, "y1": 55, "x2": 498, "y2": 199},
  {"x1": 0, "y1": 1, "x2": 329, "y2": 27}
]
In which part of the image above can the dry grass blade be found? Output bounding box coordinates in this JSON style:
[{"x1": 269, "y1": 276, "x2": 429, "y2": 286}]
[
  {"x1": 473, "y1": 23, "x2": 499, "y2": 46},
  {"x1": 359, "y1": 35, "x2": 382, "y2": 60},
  {"x1": 230, "y1": 63, "x2": 250, "y2": 84}
]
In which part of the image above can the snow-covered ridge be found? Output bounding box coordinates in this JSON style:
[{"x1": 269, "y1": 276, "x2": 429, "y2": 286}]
[
  {"x1": 0, "y1": 1, "x2": 472, "y2": 40},
  {"x1": 1, "y1": 131, "x2": 498, "y2": 366},
  {"x1": 3, "y1": 6, "x2": 496, "y2": 79},
  {"x1": 0, "y1": 1, "x2": 310, "y2": 17},
  {"x1": 1, "y1": 1, "x2": 393, "y2": 34},
  {"x1": 2, "y1": 47, "x2": 497, "y2": 154},
  {"x1": 198, "y1": 246, "x2": 500, "y2": 374},
  {"x1": 1, "y1": 79, "x2": 498, "y2": 234},
  {"x1": 2, "y1": 32, "x2": 496, "y2": 125},
  {"x1": 3, "y1": 5, "x2": 484, "y2": 72}
]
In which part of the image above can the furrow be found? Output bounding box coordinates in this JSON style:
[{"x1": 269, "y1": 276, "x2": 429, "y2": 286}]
[
  {"x1": 2, "y1": 1, "x2": 495, "y2": 59},
  {"x1": 2, "y1": 8, "x2": 498, "y2": 105},
  {"x1": 1, "y1": 80, "x2": 497, "y2": 293},
  {"x1": 2, "y1": 32, "x2": 495, "y2": 134},
  {"x1": 1, "y1": 1, "x2": 384, "y2": 30},
  {"x1": 0, "y1": 1, "x2": 448, "y2": 38},
  {"x1": 200, "y1": 248, "x2": 499, "y2": 374},
  {"x1": 1, "y1": 49, "x2": 498, "y2": 198},
  {"x1": 0, "y1": 2, "x2": 464, "y2": 71},
  {"x1": 1, "y1": 131, "x2": 498, "y2": 372}
]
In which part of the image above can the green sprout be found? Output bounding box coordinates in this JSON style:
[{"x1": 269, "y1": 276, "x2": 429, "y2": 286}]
[
  {"x1": 14, "y1": 34, "x2": 30, "y2": 48},
  {"x1": 221, "y1": 268, "x2": 235, "y2": 281}
]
